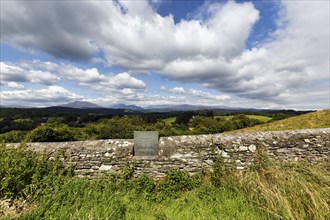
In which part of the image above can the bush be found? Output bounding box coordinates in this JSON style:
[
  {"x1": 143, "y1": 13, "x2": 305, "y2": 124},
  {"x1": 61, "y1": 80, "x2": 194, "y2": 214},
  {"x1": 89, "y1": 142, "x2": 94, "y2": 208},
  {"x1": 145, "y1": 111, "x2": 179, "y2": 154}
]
[
  {"x1": 0, "y1": 143, "x2": 72, "y2": 200},
  {"x1": 0, "y1": 130, "x2": 27, "y2": 143},
  {"x1": 157, "y1": 169, "x2": 201, "y2": 199},
  {"x1": 26, "y1": 124, "x2": 76, "y2": 142},
  {"x1": 132, "y1": 174, "x2": 155, "y2": 193}
]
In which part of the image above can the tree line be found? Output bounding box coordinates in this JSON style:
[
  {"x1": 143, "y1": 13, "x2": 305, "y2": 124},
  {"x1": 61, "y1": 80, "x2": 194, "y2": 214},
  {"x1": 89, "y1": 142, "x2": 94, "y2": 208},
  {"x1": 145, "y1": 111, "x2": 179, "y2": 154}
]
[{"x1": 0, "y1": 108, "x2": 311, "y2": 143}]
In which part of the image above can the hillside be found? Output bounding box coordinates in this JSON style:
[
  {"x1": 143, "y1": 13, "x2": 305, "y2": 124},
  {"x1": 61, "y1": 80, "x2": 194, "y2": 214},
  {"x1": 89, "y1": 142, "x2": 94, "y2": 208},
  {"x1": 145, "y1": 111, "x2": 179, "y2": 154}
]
[
  {"x1": 230, "y1": 109, "x2": 330, "y2": 133},
  {"x1": 58, "y1": 101, "x2": 102, "y2": 108}
]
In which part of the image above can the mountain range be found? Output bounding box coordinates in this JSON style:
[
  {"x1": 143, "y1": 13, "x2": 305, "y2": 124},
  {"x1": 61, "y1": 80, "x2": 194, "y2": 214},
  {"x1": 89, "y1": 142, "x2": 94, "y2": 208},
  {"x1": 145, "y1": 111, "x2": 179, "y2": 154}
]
[
  {"x1": 54, "y1": 101, "x2": 262, "y2": 113},
  {"x1": 1, "y1": 101, "x2": 312, "y2": 115},
  {"x1": 59, "y1": 101, "x2": 102, "y2": 109}
]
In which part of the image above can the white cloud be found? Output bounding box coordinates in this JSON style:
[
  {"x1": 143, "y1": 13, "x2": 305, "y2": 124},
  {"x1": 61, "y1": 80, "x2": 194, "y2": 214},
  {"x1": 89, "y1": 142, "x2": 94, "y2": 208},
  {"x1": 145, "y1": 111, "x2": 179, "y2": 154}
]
[
  {"x1": 160, "y1": 85, "x2": 230, "y2": 103},
  {"x1": 29, "y1": 70, "x2": 61, "y2": 84},
  {"x1": 1, "y1": 60, "x2": 147, "y2": 107},
  {"x1": 161, "y1": 86, "x2": 186, "y2": 94},
  {"x1": 1, "y1": 0, "x2": 329, "y2": 109},
  {"x1": 0, "y1": 86, "x2": 83, "y2": 107},
  {"x1": 160, "y1": 0, "x2": 329, "y2": 104},
  {"x1": 0, "y1": 1, "x2": 258, "y2": 69},
  {"x1": 1, "y1": 60, "x2": 146, "y2": 92},
  {"x1": 1, "y1": 81, "x2": 25, "y2": 89},
  {"x1": 1, "y1": 61, "x2": 60, "y2": 84},
  {"x1": 109, "y1": 72, "x2": 146, "y2": 90}
]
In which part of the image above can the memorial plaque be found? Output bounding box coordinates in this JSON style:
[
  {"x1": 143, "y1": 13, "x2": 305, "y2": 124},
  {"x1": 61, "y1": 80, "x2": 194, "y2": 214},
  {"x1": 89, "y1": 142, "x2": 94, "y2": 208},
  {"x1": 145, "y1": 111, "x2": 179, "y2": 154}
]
[{"x1": 134, "y1": 131, "x2": 159, "y2": 156}]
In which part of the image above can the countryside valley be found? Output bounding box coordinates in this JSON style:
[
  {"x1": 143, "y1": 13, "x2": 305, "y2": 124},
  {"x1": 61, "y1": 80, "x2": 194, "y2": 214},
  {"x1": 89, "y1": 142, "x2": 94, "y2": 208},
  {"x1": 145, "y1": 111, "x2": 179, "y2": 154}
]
[{"x1": 1, "y1": 104, "x2": 329, "y2": 219}]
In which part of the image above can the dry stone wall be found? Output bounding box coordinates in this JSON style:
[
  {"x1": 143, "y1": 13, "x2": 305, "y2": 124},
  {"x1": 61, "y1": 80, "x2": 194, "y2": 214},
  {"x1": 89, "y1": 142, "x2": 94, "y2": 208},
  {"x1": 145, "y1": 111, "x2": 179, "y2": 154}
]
[{"x1": 9, "y1": 128, "x2": 330, "y2": 178}]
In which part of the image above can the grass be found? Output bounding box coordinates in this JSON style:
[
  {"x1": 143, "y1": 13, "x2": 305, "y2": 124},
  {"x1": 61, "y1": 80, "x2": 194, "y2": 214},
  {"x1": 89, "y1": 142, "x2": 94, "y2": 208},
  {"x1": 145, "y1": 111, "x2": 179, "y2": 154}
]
[
  {"x1": 246, "y1": 115, "x2": 272, "y2": 122},
  {"x1": 162, "y1": 117, "x2": 176, "y2": 125},
  {"x1": 230, "y1": 109, "x2": 330, "y2": 133},
  {"x1": 124, "y1": 186, "x2": 264, "y2": 220},
  {"x1": 18, "y1": 180, "x2": 263, "y2": 220},
  {"x1": 1, "y1": 143, "x2": 329, "y2": 220},
  {"x1": 163, "y1": 114, "x2": 272, "y2": 125},
  {"x1": 236, "y1": 155, "x2": 330, "y2": 220},
  {"x1": 215, "y1": 115, "x2": 272, "y2": 122}
]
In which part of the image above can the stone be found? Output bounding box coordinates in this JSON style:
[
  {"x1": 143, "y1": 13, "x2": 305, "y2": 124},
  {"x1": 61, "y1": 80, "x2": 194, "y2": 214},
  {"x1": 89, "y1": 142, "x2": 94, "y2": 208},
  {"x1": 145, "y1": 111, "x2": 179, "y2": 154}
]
[
  {"x1": 91, "y1": 166, "x2": 99, "y2": 170},
  {"x1": 134, "y1": 131, "x2": 159, "y2": 156},
  {"x1": 5, "y1": 128, "x2": 329, "y2": 179},
  {"x1": 248, "y1": 144, "x2": 256, "y2": 152},
  {"x1": 239, "y1": 146, "x2": 248, "y2": 151},
  {"x1": 221, "y1": 150, "x2": 230, "y2": 158},
  {"x1": 205, "y1": 159, "x2": 214, "y2": 165},
  {"x1": 276, "y1": 148, "x2": 289, "y2": 153},
  {"x1": 99, "y1": 164, "x2": 112, "y2": 171}
]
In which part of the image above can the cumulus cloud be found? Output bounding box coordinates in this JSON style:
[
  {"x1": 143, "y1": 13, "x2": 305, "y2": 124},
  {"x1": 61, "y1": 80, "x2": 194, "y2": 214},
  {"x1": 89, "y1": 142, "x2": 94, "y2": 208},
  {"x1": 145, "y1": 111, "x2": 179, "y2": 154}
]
[
  {"x1": 0, "y1": 0, "x2": 258, "y2": 68},
  {"x1": 0, "y1": 86, "x2": 83, "y2": 107},
  {"x1": 1, "y1": 1, "x2": 100, "y2": 60},
  {"x1": 161, "y1": 86, "x2": 186, "y2": 94},
  {"x1": 1, "y1": 81, "x2": 25, "y2": 89},
  {"x1": 1, "y1": 60, "x2": 147, "y2": 107},
  {"x1": 1, "y1": 0, "x2": 329, "y2": 108},
  {"x1": 1, "y1": 60, "x2": 146, "y2": 92},
  {"x1": 160, "y1": 86, "x2": 230, "y2": 103},
  {"x1": 160, "y1": 1, "x2": 329, "y2": 102},
  {"x1": 1, "y1": 61, "x2": 60, "y2": 84}
]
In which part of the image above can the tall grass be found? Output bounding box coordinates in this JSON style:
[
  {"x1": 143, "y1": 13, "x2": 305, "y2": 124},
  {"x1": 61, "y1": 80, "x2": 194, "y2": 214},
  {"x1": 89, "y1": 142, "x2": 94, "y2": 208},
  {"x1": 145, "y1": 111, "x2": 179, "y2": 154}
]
[
  {"x1": 1, "y1": 144, "x2": 329, "y2": 219},
  {"x1": 230, "y1": 109, "x2": 330, "y2": 132},
  {"x1": 16, "y1": 167, "x2": 264, "y2": 219},
  {"x1": 226, "y1": 150, "x2": 330, "y2": 220}
]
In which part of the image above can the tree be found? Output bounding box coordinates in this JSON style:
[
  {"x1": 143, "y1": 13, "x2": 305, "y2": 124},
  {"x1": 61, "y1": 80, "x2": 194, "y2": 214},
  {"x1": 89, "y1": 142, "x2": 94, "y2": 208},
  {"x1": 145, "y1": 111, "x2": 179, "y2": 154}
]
[
  {"x1": 174, "y1": 112, "x2": 194, "y2": 125},
  {"x1": 26, "y1": 124, "x2": 76, "y2": 142}
]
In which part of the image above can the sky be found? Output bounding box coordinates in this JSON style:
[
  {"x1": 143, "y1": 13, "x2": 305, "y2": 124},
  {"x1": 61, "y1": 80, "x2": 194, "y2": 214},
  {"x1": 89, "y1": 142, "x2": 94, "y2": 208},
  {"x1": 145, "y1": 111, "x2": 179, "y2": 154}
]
[{"x1": 0, "y1": 0, "x2": 329, "y2": 110}]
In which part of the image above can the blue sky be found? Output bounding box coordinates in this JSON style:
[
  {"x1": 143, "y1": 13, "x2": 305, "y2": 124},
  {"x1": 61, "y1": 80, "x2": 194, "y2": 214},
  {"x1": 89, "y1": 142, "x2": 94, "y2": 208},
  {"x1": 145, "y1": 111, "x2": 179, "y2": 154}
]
[{"x1": 1, "y1": 0, "x2": 329, "y2": 109}]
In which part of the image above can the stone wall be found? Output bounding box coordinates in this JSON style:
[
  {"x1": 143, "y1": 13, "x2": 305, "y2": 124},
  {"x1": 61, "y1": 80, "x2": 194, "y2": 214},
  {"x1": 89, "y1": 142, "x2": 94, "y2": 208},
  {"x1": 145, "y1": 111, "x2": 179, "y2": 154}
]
[{"x1": 8, "y1": 128, "x2": 330, "y2": 178}]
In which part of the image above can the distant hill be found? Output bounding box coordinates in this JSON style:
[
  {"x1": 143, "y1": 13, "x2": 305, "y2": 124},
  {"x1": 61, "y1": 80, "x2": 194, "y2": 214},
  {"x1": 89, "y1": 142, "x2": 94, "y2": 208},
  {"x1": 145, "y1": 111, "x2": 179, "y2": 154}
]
[
  {"x1": 143, "y1": 104, "x2": 292, "y2": 113},
  {"x1": 111, "y1": 104, "x2": 144, "y2": 111},
  {"x1": 230, "y1": 109, "x2": 330, "y2": 133},
  {"x1": 58, "y1": 101, "x2": 102, "y2": 109},
  {"x1": 145, "y1": 104, "x2": 233, "y2": 112},
  {"x1": 44, "y1": 106, "x2": 139, "y2": 115}
]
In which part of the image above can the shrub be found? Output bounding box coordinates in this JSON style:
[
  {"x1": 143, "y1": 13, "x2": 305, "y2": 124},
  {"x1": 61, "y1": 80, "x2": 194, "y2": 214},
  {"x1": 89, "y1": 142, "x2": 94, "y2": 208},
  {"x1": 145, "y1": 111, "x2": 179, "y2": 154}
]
[
  {"x1": 0, "y1": 130, "x2": 27, "y2": 143},
  {"x1": 0, "y1": 143, "x2": 72, "y2": 200},
  {"x1": 157, "y1": 169, "x2": 201, "y2": 199},
  {"x1": 26, "y1": 126, "x2": 59, "y2": 142},
  {"x1": 132, "y1": 174, "x2": 155, "y2": 193},
  {"x1": 26, "y1": 124, "x2": 76, "y2": 142}
]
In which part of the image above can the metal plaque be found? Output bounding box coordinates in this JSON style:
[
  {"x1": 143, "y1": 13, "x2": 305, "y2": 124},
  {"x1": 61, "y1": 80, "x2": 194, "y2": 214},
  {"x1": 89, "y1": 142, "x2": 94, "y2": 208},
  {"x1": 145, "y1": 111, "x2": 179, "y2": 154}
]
[{"x1": 134, "y1": 131, "x2": 159, "y2": 156}]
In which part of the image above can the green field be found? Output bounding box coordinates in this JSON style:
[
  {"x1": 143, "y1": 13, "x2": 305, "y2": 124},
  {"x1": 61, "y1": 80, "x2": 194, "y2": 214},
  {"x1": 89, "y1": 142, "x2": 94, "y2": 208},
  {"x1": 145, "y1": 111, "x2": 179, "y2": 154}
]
[
  {"x1": 231, "y1": 109, "x2": 330, "y2": 133},
  {"x1": 162, "y1": 117, "x2": 176, "y2": 125},
  {"x1": 215, "y1": 115, "x2": 272, "y2": 122},
  {"x1": 163, "y1": 115, "x2": 272, "y2": 125}
]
